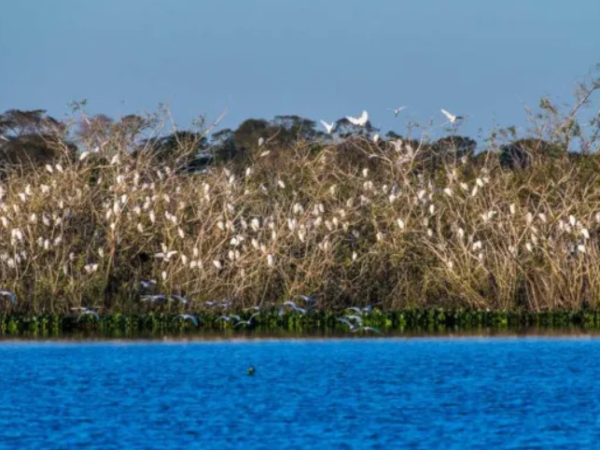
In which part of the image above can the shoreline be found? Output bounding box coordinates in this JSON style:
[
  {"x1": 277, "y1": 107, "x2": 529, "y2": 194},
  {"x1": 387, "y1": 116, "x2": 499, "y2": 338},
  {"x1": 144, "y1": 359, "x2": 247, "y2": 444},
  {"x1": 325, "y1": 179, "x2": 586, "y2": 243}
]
[
  {"x1": 2, "y1": 308, "x2": 600, "y2": 339},
  {"x1": 1, "y1": 330, "x2": 600, "y2": 344}
]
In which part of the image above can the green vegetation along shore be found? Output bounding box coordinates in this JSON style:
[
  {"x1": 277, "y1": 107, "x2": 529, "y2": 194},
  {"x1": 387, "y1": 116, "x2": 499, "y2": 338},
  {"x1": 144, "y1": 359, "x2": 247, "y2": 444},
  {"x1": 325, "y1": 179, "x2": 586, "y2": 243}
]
[{"x1": 2, "y1": 309, "x2": 600, "y2": 337}]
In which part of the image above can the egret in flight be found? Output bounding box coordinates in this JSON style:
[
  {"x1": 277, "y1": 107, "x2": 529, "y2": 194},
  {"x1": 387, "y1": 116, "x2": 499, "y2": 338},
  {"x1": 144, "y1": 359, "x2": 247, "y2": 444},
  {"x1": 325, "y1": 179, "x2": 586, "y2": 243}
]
[
  {"x1": 441, "y1": 109, "x2": 463, "y2": 124},
  {"x1": 234, "y1": 313, "x2": 260, "y2": 328},
  {"x1": 320, "y1": 120, "x2": 335, "y2": 135},
  {"x1": 389, "y1": 106, "x2": 407, "y2": 117},
  {"x1": 347, "y1": 110, "x2": 369, "y2": 127},
  {"x1": 178, "y1": 314, "x2": 200, "y2": 327}
]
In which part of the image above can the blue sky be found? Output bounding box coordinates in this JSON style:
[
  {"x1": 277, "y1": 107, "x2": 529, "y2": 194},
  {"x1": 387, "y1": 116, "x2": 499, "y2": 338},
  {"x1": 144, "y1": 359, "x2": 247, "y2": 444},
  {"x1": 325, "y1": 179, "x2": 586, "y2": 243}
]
[{"x1": 1, "y1": 0, "x2": 599, "y2": 140}]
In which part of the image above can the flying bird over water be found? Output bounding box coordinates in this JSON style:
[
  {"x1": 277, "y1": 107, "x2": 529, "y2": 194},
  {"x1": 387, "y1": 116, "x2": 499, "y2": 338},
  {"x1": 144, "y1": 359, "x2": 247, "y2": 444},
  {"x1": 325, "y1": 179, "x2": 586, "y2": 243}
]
[
  {"x1": 216, "y1": 314, "x2": 241, "y2": 323},
  {"x1": 338, "y1": 318, "x2": 382, "y2": 335},
  {"x1": 72, "y1": 307, "x2": 100, "y2": 322},
  {"x1": 178, "y1": 314, "x2": 200, "y2": 327},
  {"x1": 234, "y1": 313, "x2": 260, "y2": 328},
  {"x1": 320, "y1": 120, "x2": 335, "y2": 135},
  {"x1": 345, "y1": 314, "x2": 364, "y2": 325},
  {"x1": 347, "y1": 110, "x2": 369, "y2": 127},
  {"x1": 441, "y1": 109, "x2": 463, "y2": 124},
  {"x1": 346, "y1": 305, "x2": 374, "y2": 315},
  {"x1": 338, "y1": 318, "x2": 359, "y2": 330},
  {"x1": 282, "y1": 301, "x2": 307, "y2": 315}
]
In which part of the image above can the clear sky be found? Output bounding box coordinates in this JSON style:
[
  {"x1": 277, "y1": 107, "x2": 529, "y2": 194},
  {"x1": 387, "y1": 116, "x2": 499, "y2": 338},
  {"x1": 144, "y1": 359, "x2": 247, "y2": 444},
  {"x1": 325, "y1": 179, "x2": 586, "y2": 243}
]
[{"x1": 1, "y1": 0, "x2": 599, "y2": 140}]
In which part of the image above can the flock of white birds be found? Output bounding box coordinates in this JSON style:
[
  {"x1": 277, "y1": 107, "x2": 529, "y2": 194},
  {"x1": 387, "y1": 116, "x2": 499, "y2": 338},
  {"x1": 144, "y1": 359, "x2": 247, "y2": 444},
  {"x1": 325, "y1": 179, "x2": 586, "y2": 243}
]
[{"x1": 318, "y1": 108, "x2": 463, "y2": 137}]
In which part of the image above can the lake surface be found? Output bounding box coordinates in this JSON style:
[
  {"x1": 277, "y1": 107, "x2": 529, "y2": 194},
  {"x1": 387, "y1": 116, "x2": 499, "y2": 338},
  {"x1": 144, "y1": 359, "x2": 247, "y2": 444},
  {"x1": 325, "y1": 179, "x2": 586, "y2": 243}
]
[{"x1": 0, "y1": 338, "x2": 598, "y2": 449}]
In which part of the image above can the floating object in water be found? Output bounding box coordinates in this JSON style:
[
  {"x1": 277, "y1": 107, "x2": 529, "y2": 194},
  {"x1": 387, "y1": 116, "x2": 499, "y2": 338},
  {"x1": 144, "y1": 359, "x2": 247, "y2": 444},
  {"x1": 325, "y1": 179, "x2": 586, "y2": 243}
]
[{"x1": 247, "y1": 365, "x2": 256, "y2": 376}]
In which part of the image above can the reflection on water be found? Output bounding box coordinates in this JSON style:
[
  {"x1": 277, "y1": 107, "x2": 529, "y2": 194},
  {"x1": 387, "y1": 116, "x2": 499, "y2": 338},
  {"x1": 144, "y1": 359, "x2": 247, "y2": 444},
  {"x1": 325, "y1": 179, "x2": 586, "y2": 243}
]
[{"x1": 2, "y1": 326, "x2": 600, "y2": 342}]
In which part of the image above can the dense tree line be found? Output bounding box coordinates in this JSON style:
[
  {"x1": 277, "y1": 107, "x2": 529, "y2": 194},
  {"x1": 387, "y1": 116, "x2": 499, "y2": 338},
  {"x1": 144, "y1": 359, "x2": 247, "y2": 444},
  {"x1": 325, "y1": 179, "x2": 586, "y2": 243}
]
[{"x1": 0, "y1": 108, "x2": 590, "y2": 175}]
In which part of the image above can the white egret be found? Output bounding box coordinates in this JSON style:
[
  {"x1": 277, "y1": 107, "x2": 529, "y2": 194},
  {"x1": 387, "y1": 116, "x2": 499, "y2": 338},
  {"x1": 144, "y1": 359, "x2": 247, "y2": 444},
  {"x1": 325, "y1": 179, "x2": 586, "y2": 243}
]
[
  {"x1": 337, "y1": 318, "x2": 358, "y2": 330},
  {"x1": 345, "y1": 314, "x2": 364, "y2": 324},
  {"x1": 320, "y1": 120, "x2": 335, "y2": 134},
  {"x1": 234, "y1": 313, "x2": 260, "y2": 328},
  {"x1": 441, "y1": 109, "x2": 463, "y2": 124},
  {"x1": 178, "y1": 314, "x2": 200, "y2": 327},
  {"x1": 347, "y1": 110, "x2": 369, "y2": 127},
  {"x1": 155, "y1": 251, "x2": 178, "y2": 261},
  {"x1": 282, "y1": 301, "x2": 307, "y2": 315},
  {"x1": 73, "y1": 308, "x2": 100, "y2": 322},
  {"x1": 216, "y1": 314, "x2": 241, "y2": 323},
  {"x1": 389, "y1": 106, "x2": 407, "y2": 117}
]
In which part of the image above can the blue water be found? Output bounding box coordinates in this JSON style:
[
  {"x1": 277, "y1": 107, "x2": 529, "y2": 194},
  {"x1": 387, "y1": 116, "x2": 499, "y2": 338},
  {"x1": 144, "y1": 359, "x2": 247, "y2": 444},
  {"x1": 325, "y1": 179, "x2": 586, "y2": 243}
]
[{"x1": 0, "y1": 338, "x2": 599, "y2": 449}]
